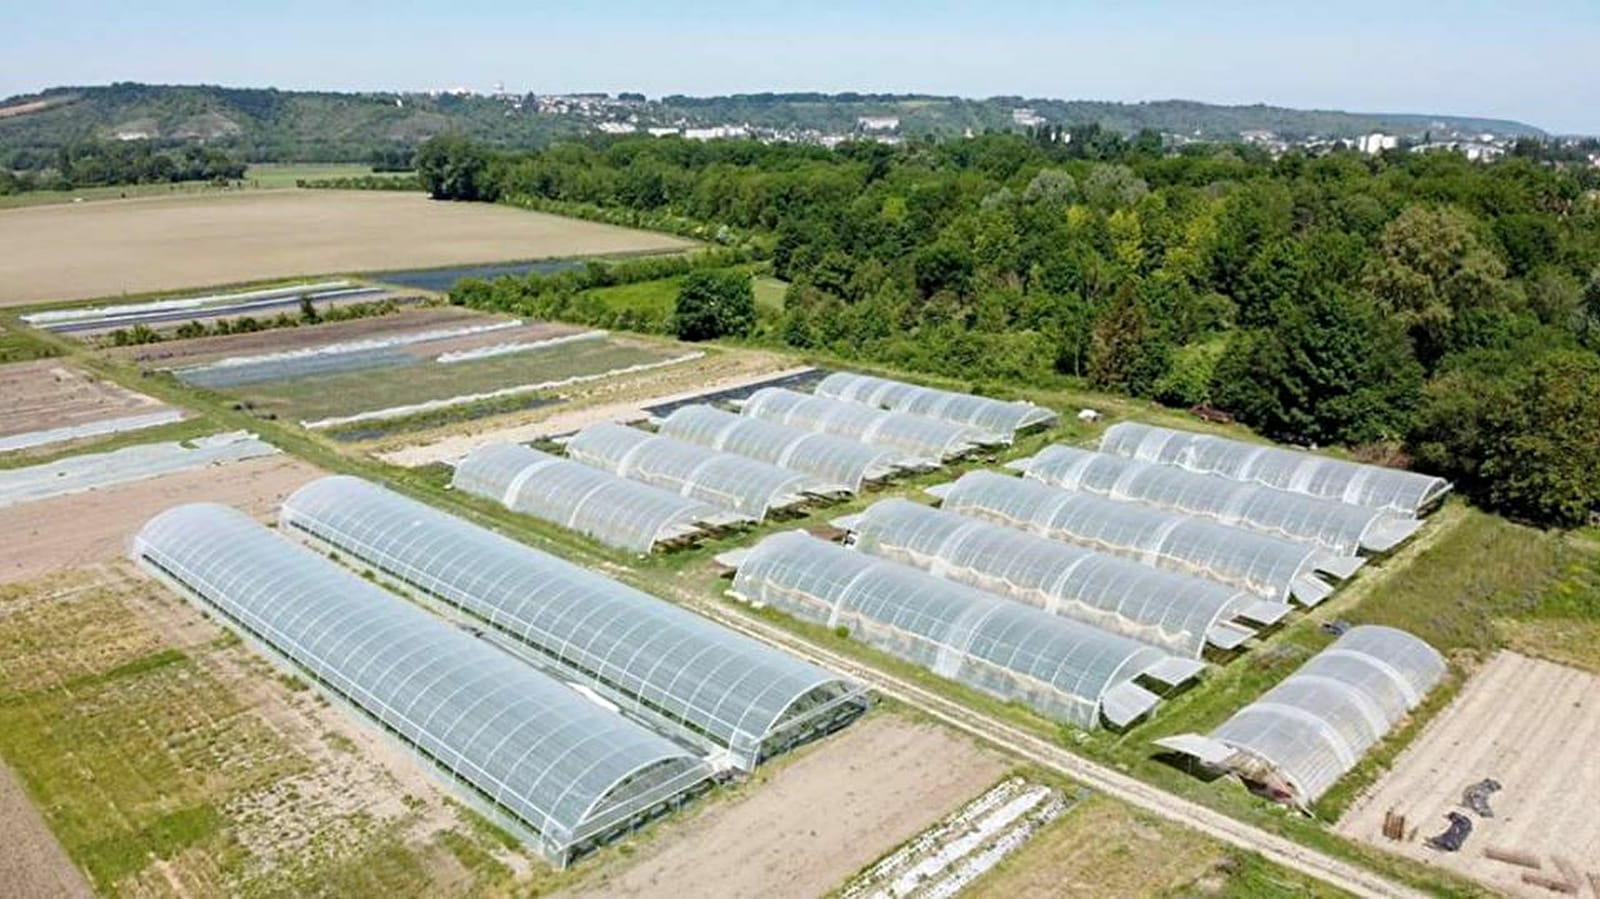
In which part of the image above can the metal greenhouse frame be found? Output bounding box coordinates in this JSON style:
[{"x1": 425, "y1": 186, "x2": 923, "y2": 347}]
[
  {"x1": 1100, "y1": 422, "x2": 1451, "y2": 516},
  {"x1": 1155, "y1": 625, "x2": 1445, "y2": 807},
  {"x1": 1013, "y1": 446, "x2": 1421, "y2": 555},
  {"x1": 658, "y1": 404, "x2": 920, "y2": 493},
  {"x1": 131, "y1": 502, "x2": 713, "y2": 867},
  {"x1": 281, "y1": 476, "x2": 868, "y2": 771},
  {"x1": 933, "y1": 470, "x2": 1365, "y2": 606},
  {"x1": 452, "y1": 443, "x2": 749, "y2": 553},
  {"x1": 838, "y1": 499, "x2": 1282, "y2": 656},
  {"x1": 814, "y1": 371, "x2": 1058, "y2": 442},
  {"x1": 729, "y1": 531, "x2": 1205, "y2": 729},
  {"x1": 738, "y1": 387, "x2": 997, "y2": 461},
  {"x1": 566, "y1": 422, "x2": 838, "y2": 519}
]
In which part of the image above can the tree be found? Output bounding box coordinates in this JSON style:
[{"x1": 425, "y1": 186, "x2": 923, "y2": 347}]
[
  {"x1": 1087, "y1": 282, "x2": 1167, "y2": 395},
  {"x1": 414, "y1": 134, "x2": 498, "y2": 201},
  {"x1": 1366, "y1": 205, "x2": 1511, "y2": 365},
  {"x1": 673, "y1": 270, "x2": 756, "y2": 341}
]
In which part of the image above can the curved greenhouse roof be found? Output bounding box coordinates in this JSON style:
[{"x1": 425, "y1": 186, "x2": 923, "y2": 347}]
[
  {"x1": 937, "y1": 470, "x2": 1364, "y2": 606},
  {"x1": 815, "y1": 372, "x2": 1058, "y2": 442},
  {"x1": 1014, "y1": 446, "x2": 1421, "y2": 555},
  {"x1": 281, "y1": 476, "x2": 865, "y2": 771},
  {"x1": 740, "y1": 387, "x2": 995, "y2": 461},
  {"x1": 1100, "y1": 422, "x2": 1451, "y2": 516},
  {"x1": 731, "y1": 531, "x2": 1205, "y2": 729},
  {"x1": 453, "y1": 443, "x2": 747, "y2": 553},
  {"x1": 131, "y1": 502, "x2": 712, "y2": 865},
  {"x1": 567, "y1": 422, "x2": 835, "y2": 519},
  {"x1": 1156, "y1": 626, "x2": 1444, "y2": 806},
  {"x1": 659, "y1": 405, "x2": 916, "y2": 493},
  {"x1": 844, "y1": 499, "x2": 1273, "y2": 657}
]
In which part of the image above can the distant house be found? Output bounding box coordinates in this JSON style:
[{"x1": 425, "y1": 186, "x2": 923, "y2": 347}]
[
  {"x1": 1357, "y1": 132, "x2": 1398, "y2": 154},
  {"x1": 684, "y1": 124, "x2": 749, "y2": 141},
  {"x1": 1011, "y1": 108, "x2": 1045, "y2": 128},
  {"x1": 646, "y1": 126, "x2": 681, "y2": 137},
  {"x1": 857, "y1": 116, "x2": 900, "y2": 132},
  {"x1": 596, "y1": 121, "x2": 637, "y2": 135}
]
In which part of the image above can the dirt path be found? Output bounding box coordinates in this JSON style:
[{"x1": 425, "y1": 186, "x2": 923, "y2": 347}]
[{"x1": 0, "y1": 759, "x2": 93, "y2": 898}]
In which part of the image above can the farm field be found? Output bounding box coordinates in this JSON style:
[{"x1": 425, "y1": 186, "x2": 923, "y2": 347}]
[
  {"x1": 0, "y1": 359, "x2": 180, "y2": 454},
  {"x1": 0, "y1": 190, "x2": 693, "y2": 305},
  {"x1": 0, "y1": 757, "x2": 92, "y2": 897}
]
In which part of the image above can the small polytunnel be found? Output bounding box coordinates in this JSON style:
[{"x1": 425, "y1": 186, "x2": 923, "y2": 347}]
[
  {"x1": 814, "y1": 371, "x2": 1058, "y2": 442},
  {"x1": 658, "y1": 404, "x2": 919, "y2": 493},
  {"x1": 739, "y1": 387, "x2": 997, "y2": 460}
]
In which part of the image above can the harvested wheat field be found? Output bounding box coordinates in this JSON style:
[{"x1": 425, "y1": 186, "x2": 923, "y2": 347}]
[
  {"x1": 0, "y1": 190, "x2": 692, "y2": 305},
  {"x1": 561, "y1": 713, "x2": 1011, "y2": 899},
  {"x1": 1338, "y1": 652, "x2": 1600, "y2": 897}
]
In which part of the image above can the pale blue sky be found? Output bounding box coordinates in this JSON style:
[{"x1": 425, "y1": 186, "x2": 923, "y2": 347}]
[{"x1": 7, "y1": 1, "x2": 1597, "y2": 133}]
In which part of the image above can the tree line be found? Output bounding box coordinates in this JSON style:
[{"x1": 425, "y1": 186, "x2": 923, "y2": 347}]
[{"x1": 0, "y1": 139, "x2": 245, "y2": 194}]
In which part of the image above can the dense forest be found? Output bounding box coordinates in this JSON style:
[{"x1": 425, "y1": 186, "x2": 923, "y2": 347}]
[{"x1": 424, "y1": 132, "x2": 1600, "y2": 527}]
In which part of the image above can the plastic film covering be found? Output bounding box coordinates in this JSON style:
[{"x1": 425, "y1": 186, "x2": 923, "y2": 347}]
[
  {"x1": 659, "y1": 405, "x2": 914, "y2": 493},
  {"x1": 939, "y1": 471, "x2": 1361, "y2": 605},
  {"x1": 281, "y1": 476, "x2": 864, "y2": 770},
  {"x1": 740, "y1": 387, "x2": 995, "y2": 461},
  {"x1": 848, "y1": 499, "x2": 1255, "y2": 657},
  {"x1": 732, "y1": 531, "x2": 1193, "y2": 729},
  {"x1": 131, "y1": 502, "x2": 712, "y2": 864},
  {"x1": 1017, "y1": 446, "x2": 1420, "y2": 555},
  {"x1": 453, "y1": 443, "x2": 743, "y2": 553},
  {"x1": 1157, "y1": 625, "x2": 1444, "y2": 805},
  {"x1": 815, "y1": 372, "x2": 1058, "y2": 441},
  {"x1": 1100, "y1": 422, "x2": 1451, "y2": 516},
  {"x1": 567, "y1": 422, "x2": 833, "y2": 519}
]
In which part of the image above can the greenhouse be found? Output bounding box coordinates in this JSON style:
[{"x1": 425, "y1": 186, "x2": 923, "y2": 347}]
[
  {"x1": 658, "y1": 404, "x2": 918, "y2": 493},
  {"x1": 739, "y1": 387, "x2": 997, "y2": 461},
  {"x1": 814, "y1": 371, "x2": 1058, "y2": 442},
  {"x1": 841, "y1": 499, "x2": 1280, "y2": 657},
  {"x1": 452, "y1": 443, "x2": 749, "y2": 553},
  {"x1": 934, "y1": 470, "x2": 1364, "y2": 606},
  {"x1": 1156, "y1": 626, "x2": 1445, "y2": 807},
  {"x1": 281, "y1": 476, "x2": 867, "y2": 771},
  {"x1": 131, "y1": 502, "x2": 713, "y2": 867},
  {"x1": 1013, "y1": 446, "x2": 1422, "y2": 555},
  {"x1": 566, "y1": 422, "x2": 838, "y2": 519},
  {"x1": 1099, "y1": 422, "x2": 1451, "y2": 517},
  {"x1": 730, "y1": 531, "x2": 1205, "y2": 729}
]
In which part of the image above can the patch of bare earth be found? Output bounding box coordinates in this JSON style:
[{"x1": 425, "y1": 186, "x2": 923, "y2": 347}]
[{"x1": 0, "y1": 359, "x2": 171, "y2": 439}]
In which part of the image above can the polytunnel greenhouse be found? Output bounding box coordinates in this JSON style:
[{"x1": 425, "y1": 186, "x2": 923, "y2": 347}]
[
  {"x1": 281, "y1": 476, "x2": 867, "y2": 771},
  {"x1": 934, "y1": 470, "x2": 1365, "y2": 606},
  {"x1": 814, "y1": 371, "x2": 1058, "y2": 442},
  {"x1": 840, "y1": 499, "x2": 1282, "y2": 656},
  {"x1": 452, "y1": 443, "x2": 749, "y2": 553},
  {"x1": 730, "y1": 531, "x2": 1205, "y2": 729},
  {"x1": 739, "y1": 387, "x2": 996, "y2": 461},
  {"x1": 131, "y1": 502, "x2": 713, "y2": 867},
  {"x1": 1156, "y1": 625, "x2": 1444, "y2": 807},
  {"x1": 658, "y1": 405, "x2": 916, "y2": 493},
  {"x1": 1013, "y1": 446, "x2": 1421, "y2": 555},
  {"x1": 1099, "y1": 422, "x2": 1451, "y2": 517},
  {"x1": 566, "y1": 422, "x2": 836, "y2": 519}
]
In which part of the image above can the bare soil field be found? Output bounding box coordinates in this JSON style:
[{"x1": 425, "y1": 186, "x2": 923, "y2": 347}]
[
  {"x1": 0, "y1": 190, "x2": 692, "y2": 305},
  {"x1": 0, "y1": 758, "x2": 93, "y2": 898},
  {"x1": 1338, "y1": 652, "x2": 1600, "y2": 896},
  {"x1": 0, "y1": 359, "x2": 174, "y2": 439},
  {"x1": 561, "y1": 714, "x2": 1011, "y2": 899}
]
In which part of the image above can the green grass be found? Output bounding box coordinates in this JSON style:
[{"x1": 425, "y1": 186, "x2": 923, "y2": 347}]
[
  {"x1": 0, "y1": 414, "x2": 218, "y2": 470},
  {"x1": 0, "y1": 328, "x2": 60, "y2": 364},
  {"x1": 753, "y1": 275, "x2": 788, "y2": 312},
  {"x1": 583, "y1": 277, "x2": 682, "y2": 318},
  {"x1": 242, "y1": 163, "x2": 405, "y2": 189}
]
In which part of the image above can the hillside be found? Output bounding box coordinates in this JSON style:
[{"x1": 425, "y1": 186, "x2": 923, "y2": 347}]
[{"x1": 0, "y1": 83, "x2": 1547, "y2": 163}]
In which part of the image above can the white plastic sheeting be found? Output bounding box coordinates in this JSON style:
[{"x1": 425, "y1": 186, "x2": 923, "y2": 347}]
[
  {"x1": 659, "y1": 405, "x2": 918, "y2": 493},
  {"x1": 730, "y1": 531, "x2": 1205, "y2": 729},
  {"x1": 740, "y1": 387, "x2": 996, "y2": 461},
  {"x1": 452, "y1": 443, "x2": 747, "y2": 553},
  {"x1": 0, "y1": 431, "x2": 278, "y2": 509},
  {"x1": 1100, "y1": 423, "x2": 1451, "y2": 516},
  {"x1": 1155, "y1": 625, "x2": 1445, "y2": 806},
  {"x1": 0, "y1": 408, "x2": 186, "y2": 454},
  {"x1": 1013, "y1": 446, "x2": 1421, "y2": 555},
  {"x1": 815, "y1": 372, "x2": 1058, "y2": 442},
  {"x1": 935, "y1": 470, "x2": 1363, "y2": 606}
]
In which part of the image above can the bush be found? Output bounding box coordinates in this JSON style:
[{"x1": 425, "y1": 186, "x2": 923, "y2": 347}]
[{"x1": 673, "y1": 270, "x2": 756, "y2": 341}]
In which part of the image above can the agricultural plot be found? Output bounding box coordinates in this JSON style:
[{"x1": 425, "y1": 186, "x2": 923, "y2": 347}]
[
  {"x1": 23, "y1": 280, "x2": 394, "y2": 337},
  {"x1": 0, "y1": 359, "x2": 181, "y2": 455}
]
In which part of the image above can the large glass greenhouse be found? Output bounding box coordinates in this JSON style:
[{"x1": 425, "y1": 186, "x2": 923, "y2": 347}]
[
  {"x1": 1014, "y1": 446, "x2": 1421, "y2": 555},
  {"x1": 1156, "y1": 626, "x2": 1445, "y2": 807},
  {"x1": 1100, "y1": 422, "x2": 1451, "y2": 516},
  {"x1": 131, "y1": 502, "x2": 714, "y2": 866},
  {"x1": 739, "y1": 387, "x2": 996, "y2": 461},
  {"x1": 935, "y1": 470, "x2": 1364, "y2": 606},
  {"x1": 566, "y1": 422, "x2": 836, "y2": 519},
  {"x1": 814, "y1": 372, "x2": 1058, "y2": 442},
  {"x1": 730, "y1": 531, "x2": 1205, "y2": 729},
  {"x1": 841, "y1": 499, "x2": 1281, "y2": 656},
  {"x1": 281, "y1": 476, "x2": 867, "y2": 771},
  {"x1": 452, "y1": 443, "x2": 748, "y2": 553},
  {"x1": 658, "y1": 405, "x2": 916, "y2": 493}
]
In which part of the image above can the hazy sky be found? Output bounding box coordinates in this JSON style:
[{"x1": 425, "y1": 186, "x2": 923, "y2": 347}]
[{"x1": 7, "y1": 0, "x2": 1598, "y2": 133}]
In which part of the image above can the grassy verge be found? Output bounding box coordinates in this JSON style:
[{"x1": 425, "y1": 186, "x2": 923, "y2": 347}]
[{"x1": 0, "y1": 327, "x2": 60, "y2": 364}]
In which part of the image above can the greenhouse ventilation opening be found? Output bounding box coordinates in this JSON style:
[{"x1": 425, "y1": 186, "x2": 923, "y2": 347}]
[
  {"x1": 281, "y1": 476, "x2": 867, "y2": 771},
  {"x1": 728, "y1": 531, "x2": 1205, "y2": 730},
  {"x1": 813, "y1": 371, "x2": 1058, "y2": 443},
  {"x1": 1155, "y1": 626, "x2": 1445, "y2": 809},
  {"x1": 130, "y1": 502, "x2": 714, "y2": 867},
  {"x1": 738, "y1": 387, "x2": 999, "y2": 461}
]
